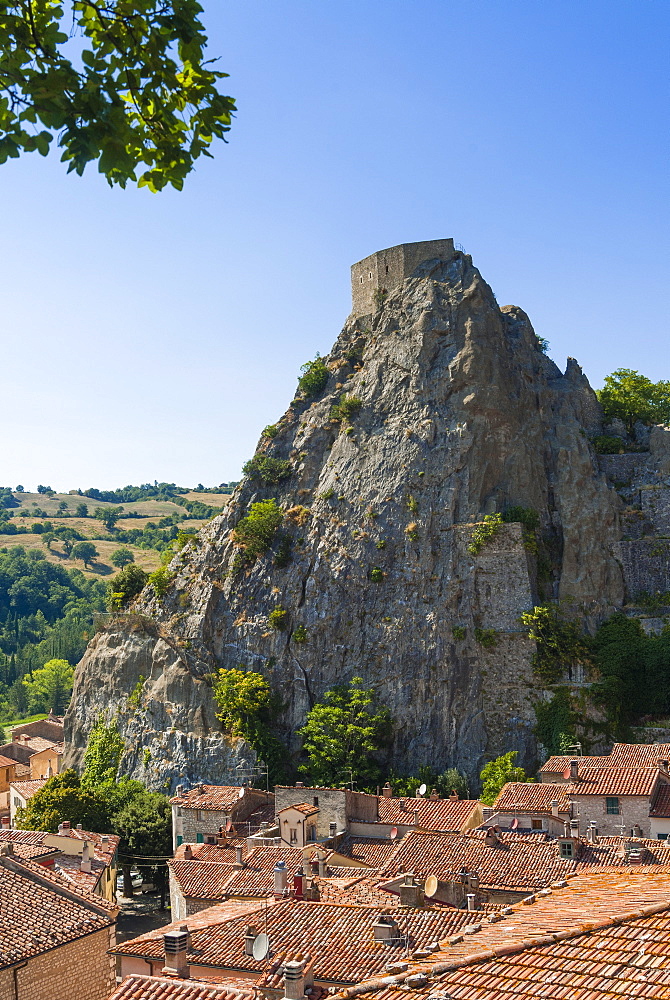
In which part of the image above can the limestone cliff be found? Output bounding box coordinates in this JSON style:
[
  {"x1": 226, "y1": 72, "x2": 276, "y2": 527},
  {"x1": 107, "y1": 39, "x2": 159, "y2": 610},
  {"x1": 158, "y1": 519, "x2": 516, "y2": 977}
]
[{"x1": 65, "y1": 244, "x2": 625, "y2": 789}]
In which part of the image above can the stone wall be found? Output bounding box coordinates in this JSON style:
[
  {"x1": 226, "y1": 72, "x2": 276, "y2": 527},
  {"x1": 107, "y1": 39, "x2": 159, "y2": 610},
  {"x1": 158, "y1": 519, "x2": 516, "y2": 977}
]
[
  {"x1": 616, "y1": 539, "x2": 670, "y2": 597},
  {"x1": 350, "y1": 239, "x2": 455, "y2": 316},
  {"x1": 570, "y1": 795, "x2": 655, "y2": 838},
  {"x1": 0, "y1": 926, "x2": 116, "y2": 1000},
  {"x1": 641, "y1": 485, "x2": 670, "y2": 534}
]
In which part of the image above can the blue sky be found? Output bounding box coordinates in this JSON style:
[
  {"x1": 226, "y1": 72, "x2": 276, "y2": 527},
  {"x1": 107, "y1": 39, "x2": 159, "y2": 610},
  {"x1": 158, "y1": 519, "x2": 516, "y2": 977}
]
[{"x1": 1, "y1": 0, "x2": 667, "y2": 491}]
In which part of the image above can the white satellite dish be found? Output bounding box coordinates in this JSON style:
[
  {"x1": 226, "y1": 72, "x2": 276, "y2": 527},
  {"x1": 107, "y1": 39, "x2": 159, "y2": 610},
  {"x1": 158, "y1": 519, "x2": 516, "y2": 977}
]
[
  {"x1": 390, "y1": 826, "x2": 398, "y2": 840},
  {"x1": 418, "y1": 783, "x2": 427, "y2": 797},
  {"x1": 238, "y1": 786, "x2": 245, "y2": 799},
  {"x1": 225, "y1": 819, "x2": 233, "y2": 833},
  {"x1": 252, "y1": 932, "x2": 270, "y2": 962},
  {"x1": 424, "y1": 874, "x2": 438, "y2": 898}
]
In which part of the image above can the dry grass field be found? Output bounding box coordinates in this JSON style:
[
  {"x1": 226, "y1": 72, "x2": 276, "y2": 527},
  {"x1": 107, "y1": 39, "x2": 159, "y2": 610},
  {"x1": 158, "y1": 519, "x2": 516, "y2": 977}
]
[{"x1": 0, "y1": 533, "x2": 162, "y2": 579}]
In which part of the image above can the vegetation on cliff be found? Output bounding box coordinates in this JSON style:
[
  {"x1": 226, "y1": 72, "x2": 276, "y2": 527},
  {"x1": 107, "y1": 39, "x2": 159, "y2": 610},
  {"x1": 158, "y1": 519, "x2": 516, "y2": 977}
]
[{"x1": 597, "y1": 369, "x2": 670, "y2": 430}]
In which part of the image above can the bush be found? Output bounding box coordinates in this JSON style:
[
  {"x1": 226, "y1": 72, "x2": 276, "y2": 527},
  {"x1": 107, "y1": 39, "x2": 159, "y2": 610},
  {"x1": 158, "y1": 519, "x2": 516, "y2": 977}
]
[
  {"x1": 480, "y1": 751, "x2": 528, "y2": 806},
  {"x1": 298, "y1": 355, "x2": 329, "y2": 397},
  {"x1": 148, "y1": 567, "x2": 173, "y2": 598},
  {"x1": 502, "y1": 507, "x2": 540, "y2": 531},
  {"x1": 474, "y1": 627, "x2": 497, "y2": 648},
  {"x1": 467, "y1": 513, "x2": 503, "y2": 554},
  {"x1": 242, "y1": 455, "x2": 292, "y2": 484},
  {"x1": 262, "y1": 424, "x2": 279, "y2": 438},
  {"x1": 268, "y1": 606, "x2": 288, "y2": 631},
  {"x1": 233, "y1": 499, "x2": 283, "y2": 560},
  {"x1": 109, "y1": 564, "x2": 148, "y2": 609},
  {"x1": 592, "y1": 435, "x2": 624, "y2": 455},
  {"x1": 370, "y1": 567, "x2": 384, "y2": 583},
  {"x1": 519, "y1": 603, "x2": 591, "y2": 684},
  {"x1": 597, "y1": 369, "x2": 670, "y2": 430},
  {"x1": 452, "y1": 625, "x2": 467, "y2": 640},
  {"x1": 293, "y1": 625, "x2": 308, "y2": 643},
  {"x1": 330, "y1": 394, "x2": 362, "y2": 423}
]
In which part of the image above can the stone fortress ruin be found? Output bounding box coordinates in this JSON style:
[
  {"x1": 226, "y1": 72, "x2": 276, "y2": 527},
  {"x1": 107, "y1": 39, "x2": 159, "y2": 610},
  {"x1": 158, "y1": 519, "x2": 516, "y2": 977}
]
[{"x1": 350, "y1": 238, "x2": 456, "y2": 317}]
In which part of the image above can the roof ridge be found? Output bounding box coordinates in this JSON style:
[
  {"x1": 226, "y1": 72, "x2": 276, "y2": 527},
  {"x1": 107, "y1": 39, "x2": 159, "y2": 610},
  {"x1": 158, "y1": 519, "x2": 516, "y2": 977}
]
[{"x1": 0, "y1": 854, "x2": 117, "y2": 917}]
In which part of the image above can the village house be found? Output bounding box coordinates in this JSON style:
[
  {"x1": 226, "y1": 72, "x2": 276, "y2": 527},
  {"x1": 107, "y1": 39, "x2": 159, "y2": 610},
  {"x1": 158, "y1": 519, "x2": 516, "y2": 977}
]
[
  {"x1": 0, "y1": 846, "x2": 118, "y2": 1000},
  {"x1": 170, "y1": 785, "x2": 272, "y2": 850},
  {"x1": 10, "y1": 711, "x2": 64, "y2": 743},
  {"x1": 566, "y1": 764, "x2": 669, "y2": 837},
  {"x1": 0, "y1": 753, "x2": 17, "y2": 818},
  {"x1": 29, "y1": 739, "x2": 64, "y2": 778},
  {"x1": 0, "y1": 822, "x2": 120, "y2": 901},
  {"x1": 8, "y1": 775, "x2": 48, "y2": 825},
  {"x1": 482, "y1": 781, "x2": 572, "y2": 835}
]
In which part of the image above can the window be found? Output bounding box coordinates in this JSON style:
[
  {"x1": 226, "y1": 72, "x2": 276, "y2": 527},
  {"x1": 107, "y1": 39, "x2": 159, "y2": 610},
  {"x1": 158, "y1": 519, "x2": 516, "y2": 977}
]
[
  {"x1": 176, "y1": 835, "x2": 183, "y2": 846},
  {"x1": 290, "y1": 828, "x2": 298, "y2": 844},
  {"x1": 606, "y1": 797, "x2": 620, "y2": 814},
  {"x1": 313, "y1": 796, "x2": 319, "y2": 806},
  {"x1": 559, "y1": 840, "x2": 574, "y2": 858},
  {"x1": 657, "y1": 833, "x2": 668, "y2": 840},
  {"x1": 307, "y1": 825, "x2": 316, "y2": 842},
  {"x1": 531, "y1": 819, "x2": 543, "y2": 830},
  {"x1": 205, "y1": 836, "x2": 216, "y2": 845},
  {"x1": 196, "y1": 833, "x2": 204, "y2": 844},
  {"x1": 196, "y1": 809, "x2": 204, "y2": 821}
]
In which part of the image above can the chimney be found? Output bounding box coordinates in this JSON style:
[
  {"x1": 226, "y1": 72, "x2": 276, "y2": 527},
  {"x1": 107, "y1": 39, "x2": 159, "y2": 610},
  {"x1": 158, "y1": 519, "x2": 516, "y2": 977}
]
[
  {"x1": 293, "y1": 873, "x2": 304, "y2": 900},
  {"x1": 569, "y1": 760, "x2": 579, "y2": 780},
  {"x1": 76, "y1": 823, "x2": 83, "y2": 830},
  {"x1": 176, "y1": 784, "x2": 184, "y2": 797},
  {"x1": 373, "y1": 915, "x2": 399, "y2": 943},
  {"x1": 184, "y1": 844, "x2": 193, "y2": 860},
  {"x1": 244, "y1": 925, "x2": 258, "y2": 957},
  {"x1": 62, "y1": 821, "x2": 71, "y2": 831},
  {"x1": 1, "y1": 816, "x2": 10, "y2": 830},
  {"x1": 430, "y1": 788, "x2": 440, "y2": 800},
  {"x1": 570, "y1": 818, "x2": 579, "y2": 837},
  {"x1": 658, "y1": 759, "x2": 669, "y2": 772},
  {"x1": 101, "y1": 835, "x2": 109, "y2": 844},
  {"x1": 466, "y1": 893, "x2": 477, "y2": 911},
  {"x1": 80, "y1": 841, "x2": 92, "y2": 873},
  {"x1": 633, "y1": 824, "x2": 642, "y2": 838},
  {"x1": 317, "y1": 851, "x2": 327, "y2": 877},
  {"x1": 274, "y1": 861, "x2": 288, "y2": 897},
  {"x1": 399, "y1": 873, "x2": 424, "y2": 908},
  {"x1": 448, "y1": 790, "x2": 458, "y2": 801},
  {"x1": 295, "y1": 781, "x2": 304, "y2": 788},
  {"x1": 551, "y1": 800, "x2": 560, "y2": 818},
  {"x1": 284, "y1": 958, "x2": 311, "y2": 1000},
  {"x1": 163, "y1": 926, "x2": 189, "y2": 977},
  {"x1": 587, "y1": 821, "x2": 598, "y2": 845},
  {"x1": 484, "y1": 829, "x2": 499, "y2": 847},
  {"x1": 382, "y1": 782, "x2": 393, "y2": 798},
  {"x1": 234, "y1": 846, "x2": 245, "y2": 868},
  {"x1": 329, "y1": 821, "x2": 337, "y2": 838},
  {"x1": 0, "y1": 842, "x2": 14, "y2": 856}
]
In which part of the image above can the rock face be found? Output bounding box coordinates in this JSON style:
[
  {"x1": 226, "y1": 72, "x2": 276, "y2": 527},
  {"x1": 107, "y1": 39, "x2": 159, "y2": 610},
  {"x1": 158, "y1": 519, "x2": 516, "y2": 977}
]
[{"x1": 65, "y1": 243, "x2": 625, "y2": 789}]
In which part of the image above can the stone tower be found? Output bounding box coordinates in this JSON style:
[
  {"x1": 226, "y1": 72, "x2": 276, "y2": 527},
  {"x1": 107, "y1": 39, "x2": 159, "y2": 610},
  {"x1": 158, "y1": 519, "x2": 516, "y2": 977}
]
[{"x1": 350, "y1": 238, "x2": 456, "y2": 316}]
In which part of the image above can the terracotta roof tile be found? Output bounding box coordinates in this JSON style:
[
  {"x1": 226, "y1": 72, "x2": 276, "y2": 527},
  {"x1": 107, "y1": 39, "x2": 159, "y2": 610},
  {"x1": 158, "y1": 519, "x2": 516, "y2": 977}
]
[
  {"x1": 375, "y1": 798, "x2": 481, "y2": 832},
  {"x1": 332, "y1": 835, "x2": 402, "y2": 868},
  {"x1": 538, "y1": 755, "x2": 611, "y2": 774},
  {"x1": 107, "y1": 975, "x2": 256, "y2": 1000},
  {"x1": 217, "y1": 846, "x2": 304, "y2": 897},
  {"x1": 9, "y1": 776, "x2": 48, "y2": 798},
  {"x1": 0, "y1": 754, "x2": 17, "y2": 767},
  {"x1": 280, "y1": 801, "x2": 320, "y2": 816},
  {"x1": 568, "y1": 766, "x2": 662, "y2": 797},
  {"x1": 170, "y1": 785, "x2": 263, "y2": 812},
  {"x1": 0, "y1": 827, "x2": 119, "y2": 894},
  {"x1": 112, "y1": 898, "x2": 484, "y2": 984},
  {"x1": 492, "y1": 782, "x2": 571, "y2": 814},
  {"x1": 609, "y1": 742, "x2": 670, "y2": 765},
  {"x1": 0, "y1": 854, "x2": 115, "y2": 968},
  {"x1": 651, "y1": 784, "x2": 670, "y2": 817},
  {"x1": 174, "y1": 841, "x2": 248, "y2": 862},
  {"x1": 170, "y1": 859, "x2": 237, "y2": 900}
]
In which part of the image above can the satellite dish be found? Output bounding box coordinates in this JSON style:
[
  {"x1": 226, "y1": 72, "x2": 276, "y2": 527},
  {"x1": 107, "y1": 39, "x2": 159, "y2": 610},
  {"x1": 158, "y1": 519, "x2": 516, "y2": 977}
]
[
  {"x1": 238, "y1": 787, "x2": 245, "y2": 799},
  {"x1": 425, "y1": 874, "x2": 438, "y2": 898},
  {"x1": 225, "y1": 819, "x2": 233, "y2": 832},
  {"x1": 418, "y1": 783, "x2": 427, "y2": 797},
  {"x1": 511, "y1": 817, "x2": 519, "y2": 830},
  {"x1": 252, "y1": 932, "x2": 270, "y2": 962},
  {"x1": 390, "y1": 826, "x2": 398, "y2": 840}
]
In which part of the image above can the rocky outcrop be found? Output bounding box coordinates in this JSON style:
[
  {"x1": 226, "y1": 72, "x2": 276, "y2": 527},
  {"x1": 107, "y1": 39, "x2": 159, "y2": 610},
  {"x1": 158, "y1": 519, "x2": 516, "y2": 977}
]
[{"x1": 65, "y1": 246, "x2": 625, "y2": 788}]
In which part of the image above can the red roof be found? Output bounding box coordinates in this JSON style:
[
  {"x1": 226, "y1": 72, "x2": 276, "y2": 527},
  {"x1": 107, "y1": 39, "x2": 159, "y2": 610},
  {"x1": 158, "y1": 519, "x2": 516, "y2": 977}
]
[
  {"x1": 375, "y1": 797, "x2": 481, "y2": 831},
  {"x1": 609, "y1": 742, "x2": 670, "y2": 765},
  {"x1": 651, "y1": 783, "x2": 670, "y2": 817},
  {"x1": 170, "y1": 785, "x2": 267, "y2": 812},
  {"x1": 108, "y1": 976, "x2": 256, "y2": 1000},
  {"x1": 492, "y1": 782, "x2": 570, "y2": 814},
  {"x1": 568, "y1": 766, "x2": 662, "y2": 797}
]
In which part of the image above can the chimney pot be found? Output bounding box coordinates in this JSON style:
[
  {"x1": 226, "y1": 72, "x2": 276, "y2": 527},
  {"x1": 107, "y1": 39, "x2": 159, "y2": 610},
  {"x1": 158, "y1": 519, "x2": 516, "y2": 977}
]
[
  {"x1": 295, "y1": 781, "x2": 304, "y2": 788},
  {"x1": 569, "y1": 760, "x2": 579, "y2": 780},
  {"x1": 284, "y1": 959, "x2": 310, "y2": 1000},
  {"x1": 184, "y1": 844, "x2": 193, "y2": 860},
  {"x1": 244, "y1": 925, "x2": 258, "y2": 957},
  {"x1": 373, "y1": 915, "x2": 399, "y2": 942},
  {"x1": 329, "y1": 821, "x2": 337, "y2": 838},
  {"x1": 274, "y1": 860, "x2": 288, "y2": 896},
  {"x1": 234, "y1": 846, "x2": 244, "y2": 867},
  {"x1": 382, "y1": 782, "x2": 393, "y2": 798},
  {"x1": 163, "y1": 929, "x2": 189, "y2": 977},
  {"x1": 466, "y1": 893, "x2": 477, "y2": 911},
  {"x1": 80, "y1": 841, "x2": 92, "y2": 873},
  {"x1": 551, "y1": 800, "x2": 560, "y2": 818},
  {"x1": 62, "y1": 821, "x2": 70, "y2": 831}
]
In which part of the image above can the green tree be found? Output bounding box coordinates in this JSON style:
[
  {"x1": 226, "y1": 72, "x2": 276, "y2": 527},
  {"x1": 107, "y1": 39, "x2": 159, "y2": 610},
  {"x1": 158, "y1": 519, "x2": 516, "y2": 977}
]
[
  {"x1": 41, "y1": 531, "x2": 55, "y2": 551},
  {"x1": 76, "y1": 503, "x2": 89, "y2": 518},
  {"x1": 22, "y1": 657, "x2": 74, "y2": 713},
  {"x1": 388, "y1": 765, "x2": 470, "y2": 800},
  {"x1": 72, "y1": 541, "x2": 99, "y2": 568},
  {"x1": 480, "y1": 751, "x2": 528, "y2": 806},
  {"x1": 94, "y1": 506, "x2": 124, "y2": 531},
  {"x1": 297, "y1": 354, "x2": 329, "y2": 397},
  {"x1": 597, "y1": 369, "x2": 670, "y2": 430},
  {"x1": 0, "y1": 1, "x2": 235, "y2": 191},
  {"x1": 109, "y1": 563, "x2": 148, "y2": 609},
  {"x1": 16, "y1": 769, "x2": 106, "y2": 832},
  {"x1": 519, "y1": 603, "x2": 591, "y2": 684},
  {"x1": 58, "y1": 501, "x2": 68, "y2": 514},
  {"x1": 111, "y1": 547, "x2": 135, "y2": 569},
  {"x1": 82, "y1": 717, "x2": 125, "y2": 785},
  {"x1": 298, "y1": 676, "x2": 391, "y2": 791},
  {"x1": 113, "y1": 790, "x2": 172, "y2": 903},
  {"x1": 232, "y1": 499, "x2": 283, "y2": 559},
  {"x1": 212, "y1": 667, "x2": 289, "y2": 784}
]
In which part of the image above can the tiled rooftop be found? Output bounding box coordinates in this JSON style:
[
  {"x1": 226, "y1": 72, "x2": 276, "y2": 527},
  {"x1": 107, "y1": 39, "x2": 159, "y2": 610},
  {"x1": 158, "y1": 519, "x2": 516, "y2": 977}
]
[
  {"x1": 0, "y1": 854, "x2": 115, "y2": 968},
  {"x1": 538, "y1": 755, "x2": 611, "y2": 774},
  {"x1": 113, "y1": 898, "x2": 484, "y2": 984},
  {"x1": 0, "y1": 827, "x2": 119, "y2": 893},
  {"x1": 170, "y1": 859, "x2": 237, "y2": 900},
  {"x1": 0, "y1": 753, "x2": 17, "y2": 767},
  {"x1": 651, "y1": 783, "x2": 670, "y2": 817},
  {"x1": 9, "y1": 776, "x2": 48, "y2": 798},
  {"x1": 328, "y1": 868, "x2": 670, "y2": 1000},
  {"x1": 311, "y1": 873, "x2": 401, "y2": 907},
  {"x1": 609, "y1": 742, "x2": 670, "y2": 765},
  {"x1": 170, "y1": 785, "x2": 267, "y2": 812},
  {"x1": 215, "y1": 845, "x2": 304, "y2": 897},
  {"x1": 281, "y1": 801, "x2": 319, "y2": 816},
  {"x1": 332, "y1": 835, "x2": 402, "y2": 868},
  {"x1": 375, "y1": 797, "x2": 481, "y2": 832},
  {"x1": 492, "y1": 782, "x2": 570, "y2": 814},
  {"x1": 107, "y1": 976, "x2": 256, "y2": 1000},
  {"x1": 174, "y1": 841, "x2": 248, "y2": 862},
  {"x1": 568, "y1": 765, "x2": 662, "y2": 797}
]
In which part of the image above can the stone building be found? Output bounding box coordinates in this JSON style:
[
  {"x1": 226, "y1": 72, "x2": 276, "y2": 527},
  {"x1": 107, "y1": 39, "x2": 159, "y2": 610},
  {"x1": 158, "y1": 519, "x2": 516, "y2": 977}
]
[
  {"x1": 170, "y1": 785, "x2": 271, "y2": 850},
  {"x1": 350, "y1": 239, "x2": 456, "y2": 317}
]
